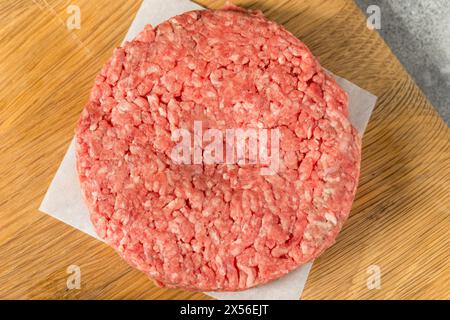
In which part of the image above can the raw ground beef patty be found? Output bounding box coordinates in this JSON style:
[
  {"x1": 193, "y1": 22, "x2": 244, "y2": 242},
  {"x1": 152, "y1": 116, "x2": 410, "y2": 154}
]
[{"x1": 76, "y1": 6, "x2": 361, "y2": 291}]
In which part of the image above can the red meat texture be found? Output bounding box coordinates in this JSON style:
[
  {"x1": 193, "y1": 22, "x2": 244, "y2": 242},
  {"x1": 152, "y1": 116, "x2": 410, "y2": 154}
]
[{"x1": 76, "y1": 7, "x2": 361, "y2": 291}]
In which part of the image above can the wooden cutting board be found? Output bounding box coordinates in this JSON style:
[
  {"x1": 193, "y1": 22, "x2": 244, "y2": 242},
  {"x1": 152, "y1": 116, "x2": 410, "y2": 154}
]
[{"x1": 0, "y1": 0, "x2": 448, "y2": 300}]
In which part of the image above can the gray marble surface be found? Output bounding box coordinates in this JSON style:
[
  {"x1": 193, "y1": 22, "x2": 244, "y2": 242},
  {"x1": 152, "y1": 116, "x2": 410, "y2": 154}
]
[{"x1": 355, "y1": 0, "x2": 450, "y2": 124}]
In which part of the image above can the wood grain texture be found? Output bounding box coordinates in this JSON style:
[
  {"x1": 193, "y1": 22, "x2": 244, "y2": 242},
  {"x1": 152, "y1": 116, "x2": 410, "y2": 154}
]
[{"x1": 0, "y1": 0, "x2": 448, "y2": 300}]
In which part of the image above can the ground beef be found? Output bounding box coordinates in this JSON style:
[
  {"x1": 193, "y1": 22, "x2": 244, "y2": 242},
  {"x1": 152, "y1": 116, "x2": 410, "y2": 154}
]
[{"x1": 76, "y1": 6, "x2": 361, "y2": 291}]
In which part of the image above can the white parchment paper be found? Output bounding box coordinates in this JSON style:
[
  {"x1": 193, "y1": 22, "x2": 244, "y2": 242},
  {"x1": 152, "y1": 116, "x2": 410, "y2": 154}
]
[{"x1": 39, "y1": 0, "x2": 377, "y2": 300}]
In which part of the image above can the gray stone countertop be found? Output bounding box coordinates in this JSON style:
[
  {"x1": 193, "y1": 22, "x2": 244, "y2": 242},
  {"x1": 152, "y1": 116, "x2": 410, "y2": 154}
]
[{"x1": 355, "y1": 0, "x2": 449, "y2": 125}]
